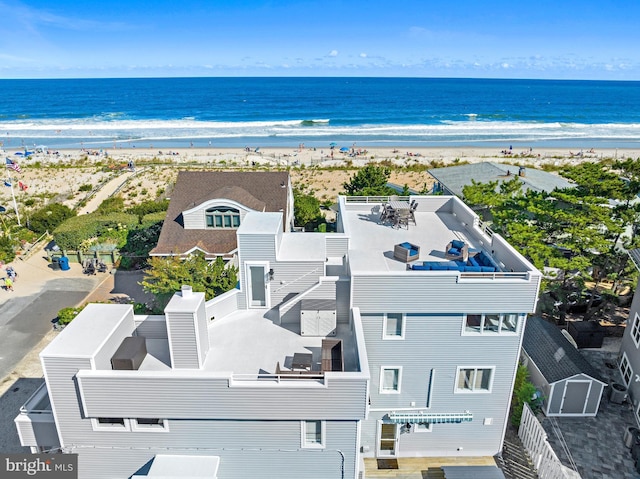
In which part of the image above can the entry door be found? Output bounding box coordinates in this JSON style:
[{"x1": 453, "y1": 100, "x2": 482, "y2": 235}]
[
  {"x1": 560, "y1": 380, "x2": 591, "y2": 414},
  {"x1": 377, "y1": 422, "x2": 399, "y2": 457},
  {"x1": 247, "y1": 263, "x2": 269, "y2": 308}
]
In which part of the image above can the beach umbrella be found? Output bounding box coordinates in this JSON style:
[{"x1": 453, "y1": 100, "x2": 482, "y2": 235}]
[
  {"x1": 329, "y1": 142, "x2": 338, "y2": 147},
  {"x1": 340, "y1": 147, "x2": 349, "y2": 152}
]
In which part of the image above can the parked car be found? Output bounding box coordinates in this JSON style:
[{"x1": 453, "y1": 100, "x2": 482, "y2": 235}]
[
  {"x1": 547, "y1": 290, "x2": 603, "y2": 314},
  {"x1": 565, "y1": 291, "x2": 603, "y2": 313}
]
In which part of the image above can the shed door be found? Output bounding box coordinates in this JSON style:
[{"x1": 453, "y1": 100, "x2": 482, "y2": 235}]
[{"x1": 560, "y1": 380, "x2": 591, "y2": 414}]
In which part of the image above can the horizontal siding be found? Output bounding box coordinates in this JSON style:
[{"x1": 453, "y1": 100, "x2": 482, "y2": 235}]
[
  {"x1": 352, "y1": 274, "x2": 539, "y2": 313},
  {"x1": 360, "y1": 312, "x2": 520, "y2": 456},
  {"x1": 326, "y1": 235, "x2": 349, "y2": 257},
  {"x1": 93, "y1": 315, "x2": 136, "y2": 370},
  {"x1": 237, "y1": 235, "x2": 277, "y2": 309},
  {"x1": 362, "y1": 411, "x2": 502, "y2": 458},
  {"x1": 182, "y1": 209, "x2": 204, "y2": 229},
  {"x1": 77, "y1": 374, "x2": 367, "y2": 420},
  {"x1": 41, "y1": 357, "x2": 95, "y2": 448},
  {"x1": 336, "y1": 279, "x2": 351, "y2": 324},
  {"x1": 279, "y1": 278, "x2": 337, "y2": 325},
  {"x1": 205, "y1": 289, "x2": 240, "y2": 321},
  {"x1": 166, "y1": 312, "x2": 199, "y2": 369},
  {"x1": 270, "y1": 261, "x2": 324, "y2": 305},
  {"x1": 70, "y1": 420, "x2": 358, "y2": 479},
  {"x1": 134, "y1": 315, "x2": 168, "y2": 339}
]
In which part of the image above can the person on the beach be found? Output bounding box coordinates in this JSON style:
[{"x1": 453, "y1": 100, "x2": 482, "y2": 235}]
[{"x1": 5, "y1": 277, "x2": 14, "y2": 291}]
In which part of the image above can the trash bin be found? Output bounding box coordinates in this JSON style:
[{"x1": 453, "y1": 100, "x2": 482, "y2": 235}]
[
  {"x1": 625, "y1": 427, "x2": 639, "y2": 448},
  {"x1": 632, "y1": 431, "x2": 640, "y2": 461},
  {"x1": 50, "y1": 257, "x2": 60, "y2": 271},
  {"x1": 58, "y1": 256, "x2": 70, "y2": 271}
]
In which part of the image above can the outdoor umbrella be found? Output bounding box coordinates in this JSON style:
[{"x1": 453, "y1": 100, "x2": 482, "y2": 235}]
[{"x1": 340, "y1": 147, "x2": 350, "y2": 152}]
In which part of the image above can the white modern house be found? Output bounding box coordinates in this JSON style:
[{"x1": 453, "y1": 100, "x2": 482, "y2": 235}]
[{"x1": 16, "y1": 194, "x2": 541, "y2": 479}]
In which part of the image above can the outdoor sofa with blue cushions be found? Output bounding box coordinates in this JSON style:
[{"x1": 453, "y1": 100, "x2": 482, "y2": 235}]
[
  {"x1": 475, "y1": 251, "x2": 500, "y2": 272},
  {"x1": 394, "y1": 242, "x2": 420, "y2": 263},
  {"x1": 411, "y1": 261, "x2": 459, "y2": 271}
]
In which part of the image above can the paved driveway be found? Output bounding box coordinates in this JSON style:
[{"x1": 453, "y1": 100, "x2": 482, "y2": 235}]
[{"x1": 0, "y1": 277, "x2": 100, "y2": 381}]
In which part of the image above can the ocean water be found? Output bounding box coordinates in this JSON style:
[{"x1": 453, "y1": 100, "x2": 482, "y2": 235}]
[{"x1": 1, "y1": 77, "x2": 640, "y2": 149}]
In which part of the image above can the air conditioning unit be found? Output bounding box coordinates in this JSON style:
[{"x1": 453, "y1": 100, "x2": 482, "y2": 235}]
[{"x1": 609, "y1": 383, "x2": 628, "y2": 405}]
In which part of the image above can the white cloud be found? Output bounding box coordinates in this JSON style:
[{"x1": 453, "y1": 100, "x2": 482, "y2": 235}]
[
  {"x1": 359, "y1": 53, "x2": 367, "y2": 58},
  {"x1": 328, "y1": 50, "x2": 338, "y2": 57}
]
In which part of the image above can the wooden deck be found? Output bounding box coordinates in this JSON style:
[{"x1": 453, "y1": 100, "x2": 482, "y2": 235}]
[{"x1": 363, "y1": 456, "x2": 498, "y2": 478}]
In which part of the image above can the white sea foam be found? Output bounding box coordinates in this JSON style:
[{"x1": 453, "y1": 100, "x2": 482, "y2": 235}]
[{"x1": 1, "y1": 118, "x2": 640, "y2": 146}]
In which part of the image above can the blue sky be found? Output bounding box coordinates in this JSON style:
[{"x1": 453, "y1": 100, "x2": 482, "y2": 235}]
[{"x1": 1, "y1": 0, "x2": 639, "y2": 80}]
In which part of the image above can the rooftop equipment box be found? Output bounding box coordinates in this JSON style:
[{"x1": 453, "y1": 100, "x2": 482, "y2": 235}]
[{"x1": 111, "y1": 336, "x2": 147, "y2": 370}]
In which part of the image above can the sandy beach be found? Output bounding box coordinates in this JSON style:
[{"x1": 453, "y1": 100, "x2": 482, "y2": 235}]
[{"x1": 2, "y1": 145, "x2": 639, "y2": 210}]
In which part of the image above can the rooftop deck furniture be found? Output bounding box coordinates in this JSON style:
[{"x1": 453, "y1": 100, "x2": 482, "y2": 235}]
[
  {"x1": 394, "y1": 242, "x2": 420, "y2": 262},
  {"x1": 445, "y1": 239, "x2": 468, "y2": 261},
  {"x1": 292, "y1": 352, "x2": 313, "y2": 371},
  {"x1": 321, "y1": 339, "x2": 344, "y2": 372}
]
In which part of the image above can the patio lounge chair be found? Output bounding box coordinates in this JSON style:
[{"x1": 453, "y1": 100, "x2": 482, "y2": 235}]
[
  {"x1": 445, "y1": 240, "x2": 468, "y2": 261},
  {"x1": 394, "y1": 242, "x2": 420, "y2": 262}
]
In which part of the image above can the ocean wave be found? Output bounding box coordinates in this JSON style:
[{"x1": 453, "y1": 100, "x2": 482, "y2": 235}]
[{"x1": 2, "y1": 118, "x2": 640, "y2": 147}]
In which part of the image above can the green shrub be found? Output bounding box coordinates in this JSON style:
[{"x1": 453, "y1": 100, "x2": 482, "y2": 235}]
[
  {"x1": 79, "y1": 183, "x2": 93, "y2": 192},
  {"x1": 126, "y1": 199, "x2": 169, "y2": 223},
  {"x1": 0, "y1": 235, "x2": 16, "y2": 263},
  {"x1": 96, "y1": 197, "x2": 125, "y2": 215},
  {"x1": 56, "y1": 306, "x2": 83, "y2": 325},
  {"x1": 29, "y1": 203, "x2": 75, "y2": 235},
  {"x1": 54, "y1": 212, "x2": 138, "y2": 250},
  {"x1": 511, "y1": 364, "x2": 540, "y2": 426}
]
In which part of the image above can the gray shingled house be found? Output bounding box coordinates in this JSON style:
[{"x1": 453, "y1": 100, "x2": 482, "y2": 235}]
[
  {"x1": 428, "y1": 162, "x2": 574, "y2": 197},
  {"x1": 150, "y1": 171, "x2": 294, "y2": 260},
  {"x1": 522, "y1": 316, "x2": 607, "y2": 417}
]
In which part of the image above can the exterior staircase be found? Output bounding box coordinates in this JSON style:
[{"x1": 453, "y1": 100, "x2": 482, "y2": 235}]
[{"x1": 498, "y1": 427, "x2": 539, "y2": 479}]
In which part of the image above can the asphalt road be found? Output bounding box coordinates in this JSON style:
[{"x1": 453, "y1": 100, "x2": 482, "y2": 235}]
[{"x1": 0, "y1": 277, "x2": 98, "y2": 381}]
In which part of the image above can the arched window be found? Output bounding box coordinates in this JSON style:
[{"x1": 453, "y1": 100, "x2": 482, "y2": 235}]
[{"x1": 206, "y1": 206, "x2": 241, "y2": 228}]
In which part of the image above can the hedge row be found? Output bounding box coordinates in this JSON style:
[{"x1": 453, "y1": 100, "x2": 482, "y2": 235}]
[{"x1": 53, "y1": 212, "x2": 139, "y2": 250}]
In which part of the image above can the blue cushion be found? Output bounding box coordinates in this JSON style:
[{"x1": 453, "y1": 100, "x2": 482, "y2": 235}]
[
  {"x1": 468, "y1": 256, "x2": 479, "y2": 267},
  {"x1": 480, "y1": 266, "x2": 496, "y2": 272},
  {"x1": 448, "y1": 248, "x2": 461, "y2": 256},
  {"x1": 409, "y1": 249, "x2": 419, "y2": 256},
  {"x1": 411, "y1": 264, "x2": 430, "y2": 270},
  {"x1": 400, "y1": 242, "x2": 412, "y2": 249},
  {"x1": 464, "y1": 265, "x2": 482, "y2": 272},
  {"x1": 451, "y1": 240, "x2": 465, "y2": 249}
]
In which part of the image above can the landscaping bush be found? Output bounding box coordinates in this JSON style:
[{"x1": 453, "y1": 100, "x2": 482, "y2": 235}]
[
  {"x1": 95, "y1": 197, "x2": 125, "y2": 215},
  {"x1": 140, "y1": 212, "x2": 166, "y2": 228},
  {"x1": 0, "y1": 235, "x2": 16, "y2": 263},
  {"x1": 29, "y1": 203, "x2": 75, "y2": 235},
  {"x1": 126, "y1": 199, "x2": 170, "y2": 223},
  {"x1": 53, "y1": 212, "x2": 138, "y2": 250},
  {"x1": 56, "y1": 306, "x2": 84, "y2": 326}
]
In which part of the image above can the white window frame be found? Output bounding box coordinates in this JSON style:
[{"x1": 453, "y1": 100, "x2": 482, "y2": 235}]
[
  {"x1": 205, "y1": 206, "x2": 241, "y2": 229},
  {"x1": 301, "y1": 420, "x2": 326, "y2": 449},
  {"x1": 462, "y1": 313, "x2": 522, "y2": 335},
  {"x1": 620, "y1": 352, "x2": 633, "y2": 387},
  {"x1": 412, "y1": 422, "x2": 432, "y2": 433},
  {"x1": 91, "y1": 417, "x2": 131, "y2": 432},
  {"x1": 383, "y1": 313, "x2": 406, "y2": 340},
  {"x1": 131, "y1": 418, "x2": 170, "y2": 432},
  {"x1": 632, "y1": 313, "x2": 640, "y2": 348},
  {"x1": 636, "y1": 401, "x2": 640, "y2": 428},
  {"x1": 455, "y1": 366, "x2": 495, "y2": 394},
  {"x1": 380, "y1": 366, "x2": 402, "y2": 394}
]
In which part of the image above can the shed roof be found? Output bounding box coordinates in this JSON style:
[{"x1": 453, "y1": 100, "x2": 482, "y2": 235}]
[
  {"x1": 428, "y1": 162, "x2": 574, "y2": 198},
  {"x1": 151, "y1": 171, "x2": 290, "y2": 257},
  {"x1": 523, "y1": 316, "x2": 605, "y2": 384}
]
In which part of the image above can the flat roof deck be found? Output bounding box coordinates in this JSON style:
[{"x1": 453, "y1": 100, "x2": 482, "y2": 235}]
[
  {"x1": 344, "y1": 207, "x2": 486, "y2": 273},
  {"x1": 139, "y1": 310, "x2": 359, "y2": 376}
]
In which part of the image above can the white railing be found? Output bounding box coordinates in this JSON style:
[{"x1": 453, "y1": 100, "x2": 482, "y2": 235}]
[
  {"x1": 518, "y1": 403, "x2": 582, "y2": 479},
  {"x1": 343, "y1": 195, "x2": 410, "y2": 203}
]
